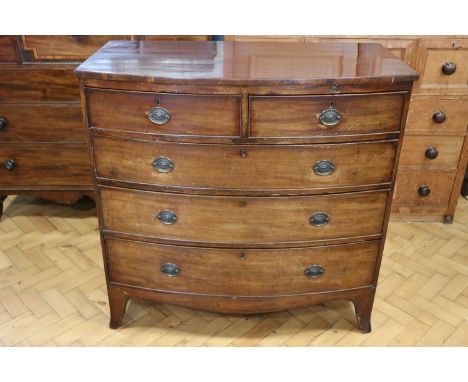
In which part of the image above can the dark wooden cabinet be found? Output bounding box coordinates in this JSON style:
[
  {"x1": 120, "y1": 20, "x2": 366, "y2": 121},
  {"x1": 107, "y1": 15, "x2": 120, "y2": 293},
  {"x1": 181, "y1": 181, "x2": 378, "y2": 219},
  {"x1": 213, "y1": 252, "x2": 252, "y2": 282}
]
[
  {"x1": 0, "y1": 35, "x2": 212, "y2": 218},
  {"x1": 77, "y1": 40, "x2": 417, "y2": 332}
]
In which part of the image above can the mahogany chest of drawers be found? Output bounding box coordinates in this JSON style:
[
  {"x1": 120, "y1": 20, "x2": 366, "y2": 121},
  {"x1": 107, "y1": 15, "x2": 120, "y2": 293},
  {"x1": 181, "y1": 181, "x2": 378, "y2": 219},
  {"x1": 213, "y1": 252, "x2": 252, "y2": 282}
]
[{"x1": 77, "y1": 41, "x2": 417, "y2": 332}]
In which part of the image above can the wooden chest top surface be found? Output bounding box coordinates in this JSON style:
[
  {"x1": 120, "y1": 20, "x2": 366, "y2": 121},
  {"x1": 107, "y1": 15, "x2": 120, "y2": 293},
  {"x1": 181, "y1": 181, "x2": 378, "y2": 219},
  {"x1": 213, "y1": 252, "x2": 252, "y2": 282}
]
[{"x1": 76, "y1": 41, "x2": 418, "y2": 85}]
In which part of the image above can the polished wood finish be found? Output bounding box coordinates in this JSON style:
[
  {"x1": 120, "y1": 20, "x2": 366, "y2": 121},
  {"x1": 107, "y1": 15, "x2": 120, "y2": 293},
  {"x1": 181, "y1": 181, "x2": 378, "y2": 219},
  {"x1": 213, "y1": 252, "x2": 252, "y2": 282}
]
[
  {"x1": 85, "y1": 88, "x2": 241, "y2": 137},
  {"x1": 79, "y1": 40, "x2": 416, "y2": 331},
  {"x1": 92, "y1": 136, "x2": 397, "y2": 192},
  {"x1": 105, "y1": 238, "x2": 379, "y2": 296},
  {"x1": 0, "y1": 144, "x2": 92, "y2": 186},
  {"x1": 0, "y1": 104, "x2": 84, "y2": 142},
  {"x1": 0, "y1": 36, "x2": 214, "y2": 220},
  {"x1": 249, "y1": 92, "x2": 405, "y2": 138},
  {"x1": 100, "y1": 187, "x2": 388, "y2": 246}
]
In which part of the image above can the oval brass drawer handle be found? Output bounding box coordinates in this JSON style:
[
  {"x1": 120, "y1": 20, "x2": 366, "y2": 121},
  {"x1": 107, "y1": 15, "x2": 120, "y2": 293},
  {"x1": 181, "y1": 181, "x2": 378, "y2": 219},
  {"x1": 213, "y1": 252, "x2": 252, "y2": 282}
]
[
  {"x1": 157, "y1": 210, "x2": 178, "y2": 224},
  {"x1": 418, "y1": 185, "x2": 431, "y2": 197},
  {"x1": 425, "y1": 147, "x2": 438, "y2": 160},
  {"x1": 304, "y1": 265, "x2": 324, "y2": 278},
  {"x1": 152, "y1": 157, "x2": 174, "y2": 173},
  {"x1": 147, "y1": 106, "x2": 171, "y2": 125},
  {"x1": 442, "y1": 62, "x2": 456, "y2": 75},
  {"x1": 310, "y1": 212, "x2": 329, "y2": 227},
  {"x1": 0, "y1": 116, "x2": 7, "y2": 130},
  {"x1": 319, "y1": 107, "x2": 342, "y2": 126},
  {"x1": 313, "y1": 160, "x2": 335, "y2": 176},
  {"x1": 160, "y1": 263, "x2": 180, "y2": 277},
  {"x1": 3, "y1": 159, "x2": 16, "y2": 171}
]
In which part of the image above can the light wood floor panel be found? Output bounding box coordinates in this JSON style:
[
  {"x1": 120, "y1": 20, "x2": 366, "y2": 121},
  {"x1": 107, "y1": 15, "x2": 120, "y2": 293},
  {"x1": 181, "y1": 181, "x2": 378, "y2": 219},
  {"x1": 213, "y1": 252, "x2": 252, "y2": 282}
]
[{"x1": 0, "y1": 195, "x2": 467, "y2": 346}]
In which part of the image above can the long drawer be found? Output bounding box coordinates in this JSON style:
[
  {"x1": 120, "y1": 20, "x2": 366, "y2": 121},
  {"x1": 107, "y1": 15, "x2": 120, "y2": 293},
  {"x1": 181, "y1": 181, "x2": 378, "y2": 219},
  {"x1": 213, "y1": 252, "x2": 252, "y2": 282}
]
[
  {"x1": 100, "y1": 187, "x2": 388, "y2": 245},
  {"x1": 85, "y1": 88, "x2": 241, "y2": 137},
  {"x1": 0, "y1": 143, "x2": 92, "y2": 186},
  {"x1": 249, "y1": 92, "x2": 405, "y2": 138},
  {"x1": 93, "y1": 136, "x2": 397, "y2": 191},
  {"x1": 106, "y1": 237, "x2": 379, "y2": 296},
  {"x1": 0, "y1": 104, "x2": 84, "y2": 142},
  {"x1": 0, "y1": 67, "x2": 79, "y2": 103}
]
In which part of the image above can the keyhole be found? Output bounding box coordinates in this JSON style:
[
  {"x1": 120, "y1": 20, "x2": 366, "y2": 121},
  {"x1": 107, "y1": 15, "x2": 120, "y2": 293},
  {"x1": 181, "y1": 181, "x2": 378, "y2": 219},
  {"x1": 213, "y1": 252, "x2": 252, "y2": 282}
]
[
  {"x1": 155, "y1": 99, "x2": 161, "y2": 105},
  {"x1": 240, "y1": 253, "x2": 245, "y2": 261},
  {"x1": 241, "y1": 149, "x2": 247, "y2": 158},
  {"x1": 239, "y1": 200, "x2": 247, "y2": 207}
]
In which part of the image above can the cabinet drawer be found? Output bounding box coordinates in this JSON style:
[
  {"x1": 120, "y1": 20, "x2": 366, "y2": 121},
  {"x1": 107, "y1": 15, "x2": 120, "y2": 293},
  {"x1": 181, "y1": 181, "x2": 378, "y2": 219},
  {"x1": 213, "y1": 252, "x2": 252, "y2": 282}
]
[
  {"x1": 106, "y1": 238, "x2": 379, "y2": 296},
  {"x1": 85, "y1": 88, "x2": 241, "y2": 137},
  {"x1": 0, "y1": 104, "x2": 85, "y2": 142},
  {"x1": 93, "y1": 136, "x2": 397, "y2": 191},
  {"x1": 250, "y1": 92, "x2": 405, "y2": 138},
  {"x1": 393, "y1": 171, "x2": 454, "y2": 208},
  {"x1": 0, "y1": 36, "x2": 19, "y2": 63},
  {"x1": 0, "y1": 144, "x2": 92, "y2": 186},
  {"x1": 405, "y1": 95, "x2": 468, "y2": 135},
  {"x1": 0, "y1": 68, "x2": 79, "y2": 102},
  {"x1": 100, "y1": 187, "x2": 388, "y2": 245},
  {"x1": 398, "y1": 135, "x2": 463, "y2": 170},
  {"x1": 415, "y1": 38, "x2": 468, "y2": 94},
  {"x1": 20, "y1": 35, "x2": 133, "y2": 61}
]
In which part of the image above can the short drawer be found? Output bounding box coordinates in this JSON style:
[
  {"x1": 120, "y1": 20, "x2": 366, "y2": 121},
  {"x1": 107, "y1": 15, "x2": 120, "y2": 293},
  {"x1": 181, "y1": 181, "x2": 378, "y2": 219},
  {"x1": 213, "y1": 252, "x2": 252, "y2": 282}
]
[
  {"x1": 20, "y1": 35, "x2": 133, "y2": 61},
  {"x1": 398, "y1": 135, "x2": 463, "y2": 170},
  {"x1": 93, "y1": 136, "x2": 397, "y2": 191},
  {"x1": 405, "y1": 95, "x2": 468, "y2": 135},
  {"x1": 0, "y1": 68, "x2": 79, "y2": 103},
  {"x1": 415, "y1": 38, "x2": 468, "y2": 94},
  {"x1": 0, "y1": 36, "x2": 19, "y2": 63},
  {"x1": 249, "y1": 92, "x2": 405, "y2": 138},
  {"x1": 85, "y1": 88, "x2": 241, "y2": 137},
  {"x1": 100, "y1": 187, "x2": 388, "y2": 245},
  {"x1": 106, "y1": 238, "x2": 379, "y2": 296},
  {"x1": 392, "y1": 171, "x2": 454, "y2": 208},
  {"x1": 0, "y1": 104, "x2": 85, "y2": 142},
  {"x1": 0, "y1": 143, "x2": 92, "y2": 186}
]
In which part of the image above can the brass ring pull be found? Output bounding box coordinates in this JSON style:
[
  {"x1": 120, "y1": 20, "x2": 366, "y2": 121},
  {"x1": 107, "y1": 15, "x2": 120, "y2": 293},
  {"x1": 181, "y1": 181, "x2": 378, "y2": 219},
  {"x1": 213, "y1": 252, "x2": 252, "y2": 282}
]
[
  {"x1": 310, "y1": 212, "x2": 330, "y2": 227},
  {"x1": 157, "y1": 210, "x2": 178, "y2": 225},
  {"x1": 152, "y1": 157, "x2": 174, "y2": 173},
  {"x1": 319, "y1": 107, "x2": 342, "y2": 126},
  {"x1": 313, "y1": 160, "x2": 335, "y2": 176},
  {"x1": 147, "y1": 106, "x2": 171, "y2": 125},
  {"x1": 160, "y1": 263, "x2": 180, "y2": 277},
  {"x1": 304, "y1": 265, "x2": 324, "y2": 278}
]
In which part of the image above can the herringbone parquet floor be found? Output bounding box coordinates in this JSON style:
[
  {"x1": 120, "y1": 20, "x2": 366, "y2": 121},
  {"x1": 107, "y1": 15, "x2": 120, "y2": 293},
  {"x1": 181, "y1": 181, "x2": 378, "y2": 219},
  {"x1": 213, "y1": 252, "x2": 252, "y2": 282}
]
[{"x1": 0, "y1": 195, "x2": 467, "y2": 346}]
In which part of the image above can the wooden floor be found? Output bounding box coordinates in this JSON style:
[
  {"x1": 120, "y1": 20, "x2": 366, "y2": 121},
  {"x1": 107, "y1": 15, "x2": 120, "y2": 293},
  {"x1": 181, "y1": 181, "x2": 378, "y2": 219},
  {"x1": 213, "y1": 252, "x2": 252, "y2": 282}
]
[{"x1": 0, "y1": 195, "x2": 467, "y2": 347}]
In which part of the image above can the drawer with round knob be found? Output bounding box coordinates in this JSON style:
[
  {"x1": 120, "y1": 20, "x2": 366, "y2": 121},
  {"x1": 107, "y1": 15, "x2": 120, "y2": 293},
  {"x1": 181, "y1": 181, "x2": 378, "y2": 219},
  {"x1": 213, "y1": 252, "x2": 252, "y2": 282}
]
[
  {"x1": 105, "y1": 237, "x2": 379, "y2": 296},
  {"x1": 0, "y1": 144, "x2": 92, "y2": 187},
  {"x1": 414, "y1": 38, "x2": 468, "y2": 94},
  {"x1": 0, "y1": 104, "x2": 85, "y2": 142},
  {"x1": 404, "y1": 95, "x2": 468, "y2": 135},
  {"x1": 249, "y1": 92, "x2": 405, "y2": 138},
  {"x1": 398, "y1": 135, "x2": 464, "y2": 170},
  {"x1": 100, "y1": 186, "x2": 388, "y2": 246},
  {"x1": 85, "y1": 88, "x2": 241, "y2": 137},
  {"x1": 92, "y1": 135, "x2": 397, "y2": 192},
  {"x1": 392, "y1": 171, "x2": 454, "y2": 209}
]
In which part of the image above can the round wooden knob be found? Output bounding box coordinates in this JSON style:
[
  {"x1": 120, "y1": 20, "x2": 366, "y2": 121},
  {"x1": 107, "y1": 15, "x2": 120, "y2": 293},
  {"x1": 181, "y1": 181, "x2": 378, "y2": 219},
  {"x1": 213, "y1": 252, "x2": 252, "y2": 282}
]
[
  {"x1": 418, "y1": 185, "x2": 431, "y2": 197},
  {"x1": 432, "y1": 111, "x2": 446, "y2": 124},
  {"x1": 442, "y1": 62, "x2": 456, "y2": 75},
  {"x1": 3, "y1": 159, "x2": 16, "y2": 170},
  {"x1": 0, "y1": 116, "x2": 6, "y2": 130},
  {"x1": 425, "y1": 147, "x2": 439, "y2": 159}
]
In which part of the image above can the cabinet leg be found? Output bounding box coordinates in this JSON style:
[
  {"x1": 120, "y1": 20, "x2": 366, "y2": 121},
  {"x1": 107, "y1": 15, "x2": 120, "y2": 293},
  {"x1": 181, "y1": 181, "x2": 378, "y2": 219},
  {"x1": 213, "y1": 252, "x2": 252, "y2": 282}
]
[
  {"x1": 443, "y1": 215, "x2": 454, "y2": 224},
  {"x1": 352, "y1": 289, "x2": 375, "y2": 333},
  {"x1": 0, "y1": 195, "x2": 7, "y2": 220},
  {"x1": 108, "y1": 285, "x2": 130, "y2": 329}
]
